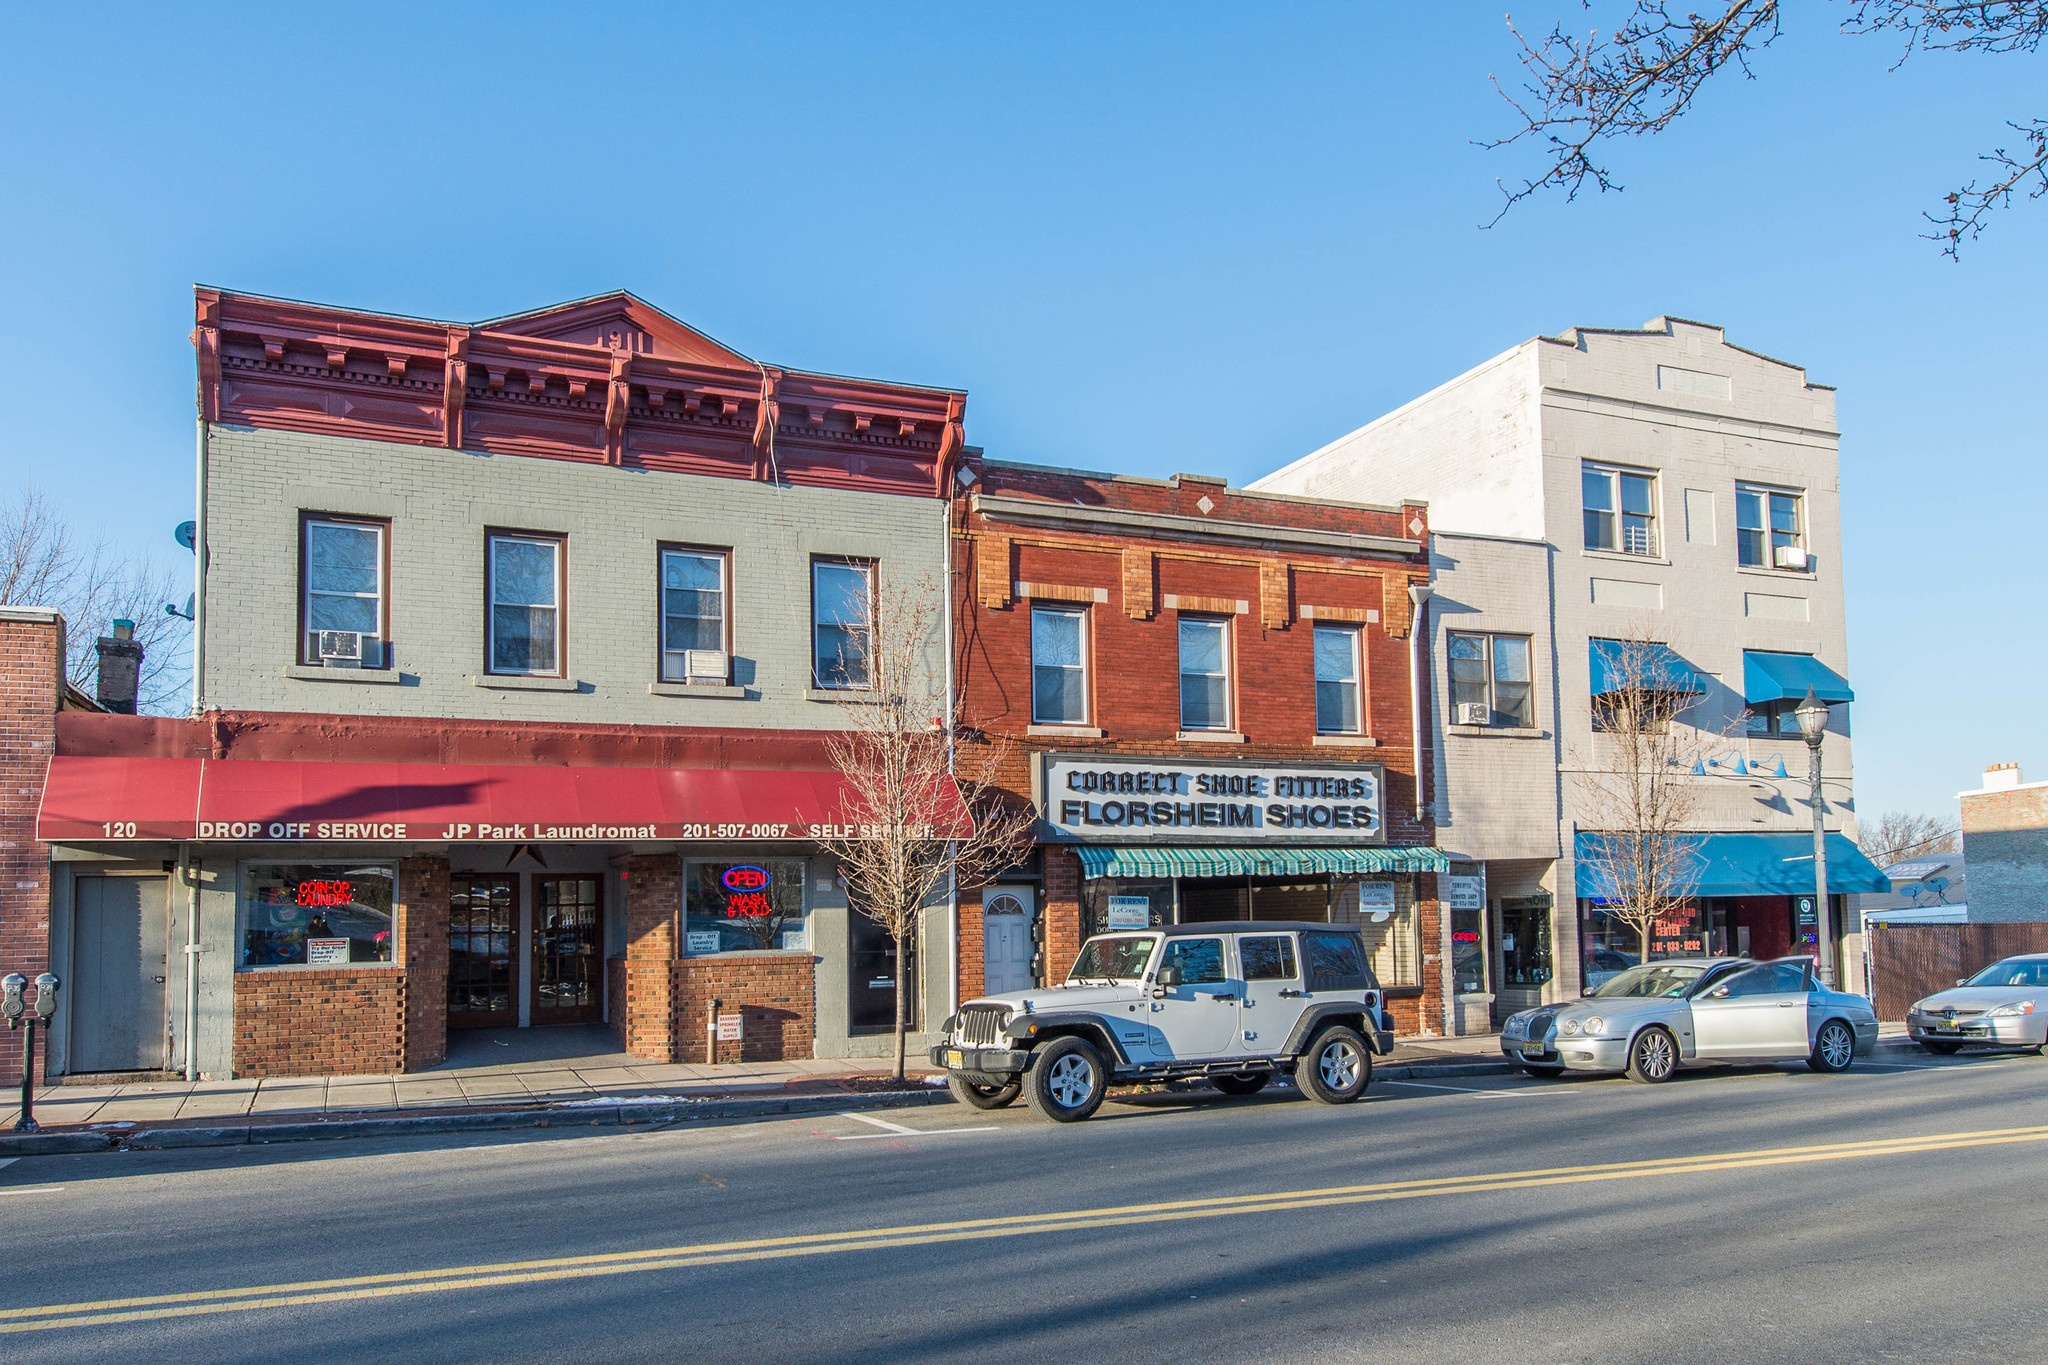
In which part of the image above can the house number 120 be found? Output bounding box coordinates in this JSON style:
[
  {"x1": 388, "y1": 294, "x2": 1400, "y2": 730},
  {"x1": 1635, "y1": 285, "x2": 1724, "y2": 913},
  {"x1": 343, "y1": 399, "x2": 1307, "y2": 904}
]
[{"x1": 101, "y1": 822, "x2": 137, "y2": 838}]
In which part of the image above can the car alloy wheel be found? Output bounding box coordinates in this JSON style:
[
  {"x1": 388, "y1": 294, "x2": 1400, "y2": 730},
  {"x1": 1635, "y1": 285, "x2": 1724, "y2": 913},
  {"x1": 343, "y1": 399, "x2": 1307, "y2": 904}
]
[
  {"x1": 1810, "y1": 1020, "x2": 1855, "y2": 1074},
  {"x1": 1047, "y1": 1055, "x2": 1095, "y2": 1107},
  {"x1": 1627, "y1": 1027, "x2": 1676, "y2": 1083},
  {"x1": 1320, "y1": 1041, "x2": 1362, "y2": 1092},
  {"x1": 1296, "y1": 1025, "x2": 1372, "y2": 1104}
]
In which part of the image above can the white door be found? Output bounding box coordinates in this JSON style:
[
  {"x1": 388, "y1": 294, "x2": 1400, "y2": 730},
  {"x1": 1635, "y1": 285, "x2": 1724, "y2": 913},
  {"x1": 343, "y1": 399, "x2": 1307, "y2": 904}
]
[
  {"x1": 1233, "y1": 932, "x2": 1311, "y2": 1056},
  {"x1": 982, "y1": 887, "x2": 1035, "y2": 996},
  {"x1": 1147, "y1": 936, "x2": 1241, "y2": 1058}
]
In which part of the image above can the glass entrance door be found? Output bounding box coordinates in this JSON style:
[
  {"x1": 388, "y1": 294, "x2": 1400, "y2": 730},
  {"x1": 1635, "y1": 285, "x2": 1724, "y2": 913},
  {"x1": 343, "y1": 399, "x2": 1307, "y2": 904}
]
[
  {"x1": 849, "y1": 906, "x2": 916, "y2": 1034},
  {"x1": 448, "y1": 875, "x2": 517, "y2": 1029},
  {"x1": 533, "y1": 876, "x2": 602, "y2": 1024}
]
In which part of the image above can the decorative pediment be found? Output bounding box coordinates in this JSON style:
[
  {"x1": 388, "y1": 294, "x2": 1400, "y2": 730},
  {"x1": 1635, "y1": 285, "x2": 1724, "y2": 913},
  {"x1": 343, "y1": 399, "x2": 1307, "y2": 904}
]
[{"x1": 481, "y1": 292, "x2": 754, "y2": 368}]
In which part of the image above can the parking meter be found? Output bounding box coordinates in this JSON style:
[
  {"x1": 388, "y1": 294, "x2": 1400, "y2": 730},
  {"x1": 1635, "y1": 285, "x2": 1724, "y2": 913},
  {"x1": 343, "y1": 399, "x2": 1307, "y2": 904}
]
[
  {"x1": 32, "y1": 974, "x2": 58, "y2": 1022},
  {"x1": 1, "y1": 973, "x2": 23, "y2": 1027}
]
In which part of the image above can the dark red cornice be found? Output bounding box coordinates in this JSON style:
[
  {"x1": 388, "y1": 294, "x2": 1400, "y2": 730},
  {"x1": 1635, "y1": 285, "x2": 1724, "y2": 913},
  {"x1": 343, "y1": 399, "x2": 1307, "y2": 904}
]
[{"x1": 192, "y1": 288, "x2": 967, "y2": 499}]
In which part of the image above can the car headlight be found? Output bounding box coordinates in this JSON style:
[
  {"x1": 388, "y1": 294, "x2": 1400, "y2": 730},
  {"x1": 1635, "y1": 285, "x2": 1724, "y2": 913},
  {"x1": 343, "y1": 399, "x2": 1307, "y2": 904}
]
[
  {"x1": 1560, "y1": 1018, "x2": 1582, "y2": 1035},
  {"x1": 1989, "y1": 1001, "x2": 2037, "y2": 1017},
  {"x1": 1581, "y1": 1016, "x2": 1607, "y2": 1036}
]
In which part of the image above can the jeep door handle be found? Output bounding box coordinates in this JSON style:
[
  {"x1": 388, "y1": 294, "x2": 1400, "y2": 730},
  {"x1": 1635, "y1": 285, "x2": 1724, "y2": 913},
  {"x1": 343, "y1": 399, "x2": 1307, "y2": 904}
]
[
  {"x1": 1211, "y1": 994, "x2": 1237, "y2": 1003},
  {"x1": 1277, "y1": 989, "x2": 1303, "y2": 998}
]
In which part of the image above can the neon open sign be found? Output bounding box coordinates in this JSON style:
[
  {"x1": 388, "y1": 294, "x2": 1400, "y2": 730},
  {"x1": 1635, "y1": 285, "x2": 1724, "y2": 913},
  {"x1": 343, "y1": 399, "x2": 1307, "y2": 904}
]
[{"x1": 722, "y1": 866, "x2": 770, "y2": 893}]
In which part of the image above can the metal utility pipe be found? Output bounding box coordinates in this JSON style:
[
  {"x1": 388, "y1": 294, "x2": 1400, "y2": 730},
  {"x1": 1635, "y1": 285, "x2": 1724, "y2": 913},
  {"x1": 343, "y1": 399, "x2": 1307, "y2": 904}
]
[
  {"x1": 1407, "y1": 584, "x2": 1433, "y2": 823},
  {"x1": 181, "y1": 847, "x2": 201, "y2": 1080},
  {"x1": 1807, "y1": 737, "x2": 1835, "y2": 987},
  {"x1": 942, "y1": 496, "x2": 959, "y2": 1020}
]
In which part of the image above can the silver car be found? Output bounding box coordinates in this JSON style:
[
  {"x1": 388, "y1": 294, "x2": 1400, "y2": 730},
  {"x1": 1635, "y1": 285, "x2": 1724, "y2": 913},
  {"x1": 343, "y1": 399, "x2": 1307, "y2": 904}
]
[
  {"x1": 1500, "y1": 956, "x2": 1878, "y2": 1083},
  {"x1": 1906, "y1": 953, "x2": 2048, "y2": 1054}
]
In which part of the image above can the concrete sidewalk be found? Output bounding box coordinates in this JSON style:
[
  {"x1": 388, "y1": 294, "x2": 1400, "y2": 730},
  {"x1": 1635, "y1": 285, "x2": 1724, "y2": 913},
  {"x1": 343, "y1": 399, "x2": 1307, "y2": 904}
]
[{"x1": 4, "y1": 1026, "x2": 1512, "y2": 1132}]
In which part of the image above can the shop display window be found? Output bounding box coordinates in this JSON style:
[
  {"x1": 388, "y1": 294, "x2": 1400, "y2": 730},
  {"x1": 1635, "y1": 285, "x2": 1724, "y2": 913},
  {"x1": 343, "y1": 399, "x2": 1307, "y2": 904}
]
[
  {"x1": 1579, "y1": 902, "x2": 1705, "y2": 991},
  {"x1": 1498, "y1": 894, "x2": 1554, "y2": 988},
  {"x1": 239, "y1": 863, "x2": 396, "y2": 968},
  {"x1": 1081, "y1": 878, "x2": 1173, "y2": 938},
  {"x1": 1332, "y1": 878, "x2": 1418, "y2": 986},
  {"x1": 685, "y1": 860, "x2": 808, "y2": 954}
]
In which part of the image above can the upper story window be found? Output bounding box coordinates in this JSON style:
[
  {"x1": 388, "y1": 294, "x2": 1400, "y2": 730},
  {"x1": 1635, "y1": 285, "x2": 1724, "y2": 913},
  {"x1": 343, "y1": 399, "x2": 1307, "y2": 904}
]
[
  {"x1": 301, "y1": 515, "x2": 387, "y2": 668},
  {"x1": 660, "y1": 547, "x2": 729, "y2": 683},
  {"x1": 1736, "y1": 483, "x2": 1806, "y2": 569},
  {"x1": 812, "y1": 558, "x2": 874, "y2": 689},
  {"x1": 1448, "y1": 631, "x2": 1534, "y2": 727},
  {"x1": 1178, "y1": 616, "x2": 1231, "y2": 731},
  {"x1": 487, "y1": 531, "x2": 564, "y2": 676},
  {"x1": 1583, "y1": 463, "x2": 1659, "y2": 556},
  {"x1": 1031, "y1": 605, "x2": 1088, "y2": 725},
  {"x1": 1314, "y1": 624, "x2": 1361, "y2": 734}
]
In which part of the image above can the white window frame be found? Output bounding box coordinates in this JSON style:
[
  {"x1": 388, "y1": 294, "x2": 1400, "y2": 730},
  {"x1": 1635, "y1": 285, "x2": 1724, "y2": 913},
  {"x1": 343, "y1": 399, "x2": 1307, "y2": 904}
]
[
  {"x1": 659, "y1": 547, "x2": 729, "y2": 682},
  {"x1": 1582, "y1": 462, "x2": 1660, "y2": 557},
  {"x1": 1448, "y1": 631, "x2": 1535, "y2": 727},
  {"x1": 811, "y1": 558, "x2": 876, "y2": 690},
  {"x1": 301, "y1": 516, "x2": 386, "y2": 668},
  {"x1": 1735, "y1": 482, "x2": 1806, "y2": 569},
  {"x1": 1177, "y1": 615, "x2": 1232, "y2": 732},
  {"x1": 1313, "y1": 623, "x2": 1362, "y2": 734},
  {"x1": 1030, "y1": 604, "x2": 1089, "y2": 725},
  {"x1": 486, "y1": 531, "x2": 565, "y2": 677}
]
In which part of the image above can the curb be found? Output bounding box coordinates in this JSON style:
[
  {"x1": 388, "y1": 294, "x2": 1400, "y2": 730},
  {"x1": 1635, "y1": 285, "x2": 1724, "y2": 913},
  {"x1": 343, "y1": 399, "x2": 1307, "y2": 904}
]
[{"x1": 0, "y1": 1086, "x2": 959, "y2": 1157}]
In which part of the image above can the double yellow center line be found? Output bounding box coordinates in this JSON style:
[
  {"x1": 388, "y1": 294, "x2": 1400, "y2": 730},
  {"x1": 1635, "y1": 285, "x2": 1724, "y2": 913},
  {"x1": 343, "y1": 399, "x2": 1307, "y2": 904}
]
[{"x1": 8, "y1": 1122, "x2": 2048, "y2": 1334}]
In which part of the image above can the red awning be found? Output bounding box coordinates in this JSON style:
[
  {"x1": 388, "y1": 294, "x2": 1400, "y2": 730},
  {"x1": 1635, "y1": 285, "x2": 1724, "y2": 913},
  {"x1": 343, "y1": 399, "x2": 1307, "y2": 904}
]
[{"x1": 37, "y1": 756, "x2": 970, "y2": 844}]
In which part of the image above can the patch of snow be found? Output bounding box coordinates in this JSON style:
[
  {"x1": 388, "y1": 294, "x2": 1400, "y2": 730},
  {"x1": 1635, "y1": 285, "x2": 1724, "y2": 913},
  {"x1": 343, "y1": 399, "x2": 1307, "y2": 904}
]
[{"x1": 547, "y1": 1094, "x2": 705, "y2": 1108}]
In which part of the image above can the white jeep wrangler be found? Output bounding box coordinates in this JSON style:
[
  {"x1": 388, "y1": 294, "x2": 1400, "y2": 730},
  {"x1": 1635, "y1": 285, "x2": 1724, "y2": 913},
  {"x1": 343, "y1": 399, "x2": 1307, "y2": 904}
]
[{"x1": 930, "y1": 921, "x2": 1395, "y2": 1122}]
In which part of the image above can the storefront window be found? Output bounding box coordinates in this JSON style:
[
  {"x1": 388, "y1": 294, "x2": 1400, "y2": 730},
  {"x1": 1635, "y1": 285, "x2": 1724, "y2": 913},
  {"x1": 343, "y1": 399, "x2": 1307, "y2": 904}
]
[
  {"x1": 1450, "y1": 907, "x2": 1486, "y2": 994},
  {"x1": 1579, "y1": 901, "x2": 1705, "y2": 991},
  {"x1": 1332, "y1": 878, "x2": 1418, "y2": 986},
  {"x1": 239, "y1": 863, "x2": 396, "y2": 968},
  {"x1": 1498, "y1": 894, "x2": 1553, "y2": 987},
  {"x1": 685, "y1": 860, "x2": 808, "y2": 954},
  {"x1": 1081, "y1": 877, "x2": 1173, "y2": 938}
]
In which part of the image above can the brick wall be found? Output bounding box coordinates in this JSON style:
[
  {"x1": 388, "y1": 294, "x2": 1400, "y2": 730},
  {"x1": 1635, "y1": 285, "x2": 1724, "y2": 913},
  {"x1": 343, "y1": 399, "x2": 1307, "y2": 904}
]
[
  {"x1": 607, "y1": 957, "x2": 628, "y2": 1051},
  {"x1": 0, "y1": 613, "x2": 62, "y2": 1086},
  {"x1": 1961, "y1": 776, "x2": 2048, "y2": 924},
  {"x1": 232, "y1": 967, "x2": 404, "y2": 1077},
  {"x1": 399, "y1": 856, "x2": 449, "y2": 1070},
  {"x1": 675, "y1": 953, "x2": 817, "y2": 1063},
  {"x1": 620, "y1": 853, "x2": 679, "y2": 1060}
]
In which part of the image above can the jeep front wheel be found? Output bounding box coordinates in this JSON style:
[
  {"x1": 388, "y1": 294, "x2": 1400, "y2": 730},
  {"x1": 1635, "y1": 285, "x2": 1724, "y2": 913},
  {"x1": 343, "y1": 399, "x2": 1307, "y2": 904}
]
[
  {"x1": 1025, "y1": 1037, "x2": 1109, "y2": 1122},
  {"x1": 1296, "y1": 1026, "x2": 1372, "y2": 1104},
  {"x1": 947, "y1": 1075, "x2": 1022, "y2": 1110}
]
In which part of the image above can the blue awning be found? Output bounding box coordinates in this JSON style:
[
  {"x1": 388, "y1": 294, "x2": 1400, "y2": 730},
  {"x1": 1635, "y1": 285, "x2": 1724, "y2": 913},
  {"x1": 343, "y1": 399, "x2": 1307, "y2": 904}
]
[
  {"x1": 1574, "y1": 831, "x2": 1890, "y2": 898},
  {"x1": 1744, "y1": 651, "x2": 1853, "y2": 705},
  {"x1": 1073, "y1": 844, "x2": 1449, "y2": 880},
  {"x1": 1589, "y1": 639, "x2": 1709, "y2": 696}
]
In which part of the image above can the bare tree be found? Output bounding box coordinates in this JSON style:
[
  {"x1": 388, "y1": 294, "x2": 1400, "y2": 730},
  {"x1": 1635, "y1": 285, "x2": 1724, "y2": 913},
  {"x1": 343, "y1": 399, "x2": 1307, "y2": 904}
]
[
  {"x1": 1573, "y1": 630, "x2": 1724, "y2": 963},
  {"x1": 1858, "y1": 809, "x2": 1961, "y2": 866},
  {"x1": 1486, "y1": 1, "x2": 2048, "y2": 256},
  {"x1": 810, "y1": 573, "x2": 1036, "y2": 1080},
  {"x1": 0, "y1": 486, "x2": 189, "y2": 713}
]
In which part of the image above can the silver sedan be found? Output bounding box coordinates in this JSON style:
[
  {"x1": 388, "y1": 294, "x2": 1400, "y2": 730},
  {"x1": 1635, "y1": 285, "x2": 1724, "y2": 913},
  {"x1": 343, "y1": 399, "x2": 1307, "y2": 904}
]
[
  {"x1": 1501, "y1": 956, "x2": 1878, "y2": 1083},
  {"x1": 1907, "y1": 954, "x2": 2048, "y2": 1054}
]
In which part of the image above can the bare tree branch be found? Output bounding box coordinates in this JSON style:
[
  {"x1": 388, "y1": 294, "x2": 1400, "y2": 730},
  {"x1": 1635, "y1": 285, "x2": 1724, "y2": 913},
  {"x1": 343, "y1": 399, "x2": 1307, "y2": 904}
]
[
  {"x1": 0, "y1": 485, "x2": 190, "y2": 713},
  {"x1": 1857, "y1": 809, "x2": 1961, "y2": 865},
  {"x1": 810, "y1": 573, "x2": 1034, "y2": 1079},
  {"x1": 1485, "y1": 0, "x2": 2047, "y2": 255}
]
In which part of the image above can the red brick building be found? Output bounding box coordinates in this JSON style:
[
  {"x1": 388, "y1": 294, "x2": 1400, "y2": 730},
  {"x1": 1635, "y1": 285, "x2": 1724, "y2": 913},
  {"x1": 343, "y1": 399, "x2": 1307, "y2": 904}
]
[{"x1": 951, "y1": 462, "x2": 1450, "y2": 1034}]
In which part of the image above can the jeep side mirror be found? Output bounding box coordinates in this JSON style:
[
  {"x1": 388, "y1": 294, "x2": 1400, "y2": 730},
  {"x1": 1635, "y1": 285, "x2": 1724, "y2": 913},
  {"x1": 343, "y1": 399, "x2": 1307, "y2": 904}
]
[{"x1": 1155, "y1": 966, "x2": 1181, "y2": 988}]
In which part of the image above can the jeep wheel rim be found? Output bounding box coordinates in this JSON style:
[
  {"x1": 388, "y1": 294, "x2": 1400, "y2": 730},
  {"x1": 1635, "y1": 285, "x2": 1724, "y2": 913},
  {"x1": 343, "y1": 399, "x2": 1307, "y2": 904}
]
[
  {"x1": 1319, "y1": 1041, "x2": 1361, "y2": 1090},
  {"x1": 1819, "y1": 1023, "x2": 1853, "y2": 1069},
  {"x1": 1047, "y1": 1055, "x2": 1095, "y2": 1107},
  {"x1": 1637, "y1": 1031, "x2": 1674, "y2": 1078}
]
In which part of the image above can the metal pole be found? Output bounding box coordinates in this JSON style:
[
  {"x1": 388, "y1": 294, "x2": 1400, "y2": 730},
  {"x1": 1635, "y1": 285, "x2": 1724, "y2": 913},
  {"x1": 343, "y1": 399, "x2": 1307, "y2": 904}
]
[
  {"x1": 1808, "y1": 733, "x2": 1834, "y2": 986},
  {"x1": 15, "y1": 1020, "x2": 36, "y2": 1133}
]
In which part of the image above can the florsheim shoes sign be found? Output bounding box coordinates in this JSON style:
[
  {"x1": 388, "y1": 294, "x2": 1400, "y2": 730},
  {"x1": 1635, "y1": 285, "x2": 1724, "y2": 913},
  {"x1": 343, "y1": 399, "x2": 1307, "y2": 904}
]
[{"x1": 1036, "y1": 754, "x2": 1384, "y2": 843}]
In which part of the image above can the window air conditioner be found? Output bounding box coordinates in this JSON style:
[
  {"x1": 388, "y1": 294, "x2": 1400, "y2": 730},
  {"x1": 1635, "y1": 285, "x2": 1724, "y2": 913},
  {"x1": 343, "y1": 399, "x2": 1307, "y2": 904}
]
[
  {"x1": 1455, "y1": 702, "x2": 1492, "y2": 727},
  {"x1": 683, "y1": 649, "x2": 728, "y2": 684},
  {"x1": 317, "y1": 630, "x2": 364, "y2": 666},
  {"x1": 1774, "y1": 545, "x2": 1809, "y2": 570}
]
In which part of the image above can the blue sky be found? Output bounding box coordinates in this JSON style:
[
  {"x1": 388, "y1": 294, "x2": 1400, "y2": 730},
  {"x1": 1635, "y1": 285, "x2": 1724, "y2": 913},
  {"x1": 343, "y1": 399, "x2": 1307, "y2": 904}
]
[{"x1": 0, "y1": 3, "x2": 2037, "y2": 824}]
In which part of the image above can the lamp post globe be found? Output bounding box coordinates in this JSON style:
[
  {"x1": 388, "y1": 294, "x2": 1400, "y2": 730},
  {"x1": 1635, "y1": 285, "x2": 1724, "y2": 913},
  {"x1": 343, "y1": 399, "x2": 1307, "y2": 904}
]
[{"x1": 1794, "y1": 687, "x2": 1830, "y2": 744}]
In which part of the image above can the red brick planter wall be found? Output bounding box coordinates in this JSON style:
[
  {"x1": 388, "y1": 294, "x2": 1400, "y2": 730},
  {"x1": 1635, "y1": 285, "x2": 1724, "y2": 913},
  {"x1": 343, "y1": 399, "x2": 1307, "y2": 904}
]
[
  {"x1": 232, "y1": 967, "x2": 404, "y2": 1077},
  {"x1": 675, "y1": 953, "x2": 816, "y2": 1064}
]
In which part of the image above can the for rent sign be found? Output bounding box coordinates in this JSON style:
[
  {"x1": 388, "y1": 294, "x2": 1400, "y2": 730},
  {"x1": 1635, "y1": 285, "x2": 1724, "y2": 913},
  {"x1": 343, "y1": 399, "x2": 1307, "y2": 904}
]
[{"x1": 1039, "y1": 754, "x2": 1383, "y2": 844}]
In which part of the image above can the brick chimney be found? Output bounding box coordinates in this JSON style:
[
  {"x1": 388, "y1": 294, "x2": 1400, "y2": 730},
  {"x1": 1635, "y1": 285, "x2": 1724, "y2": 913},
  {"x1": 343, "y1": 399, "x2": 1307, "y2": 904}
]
[
  {"x1": 1984, "y1": 762, "x2": 2025, "y2": 791},
  {"x1": 95, "y1": 618, "x2": 143, "y2": 715}
]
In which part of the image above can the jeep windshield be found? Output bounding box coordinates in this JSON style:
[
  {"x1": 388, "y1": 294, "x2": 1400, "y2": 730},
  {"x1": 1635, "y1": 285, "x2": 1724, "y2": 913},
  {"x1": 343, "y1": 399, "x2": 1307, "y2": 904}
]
[{"x1": 1066, "y1": 935, "x2": 1158, "y2": 985}]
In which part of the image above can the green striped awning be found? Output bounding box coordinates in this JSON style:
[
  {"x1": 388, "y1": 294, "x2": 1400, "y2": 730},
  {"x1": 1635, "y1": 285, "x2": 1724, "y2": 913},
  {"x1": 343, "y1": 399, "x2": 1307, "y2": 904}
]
[{"x1": 1072, "y1": 845, "x2": 1450, "y2": 880}]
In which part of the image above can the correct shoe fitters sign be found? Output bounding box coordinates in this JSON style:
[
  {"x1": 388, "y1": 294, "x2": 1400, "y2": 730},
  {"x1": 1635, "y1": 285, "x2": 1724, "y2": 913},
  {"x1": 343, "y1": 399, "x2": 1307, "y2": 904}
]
[{"x1": 1039, "y1": 754, "x2": 1384, "y2": 843}]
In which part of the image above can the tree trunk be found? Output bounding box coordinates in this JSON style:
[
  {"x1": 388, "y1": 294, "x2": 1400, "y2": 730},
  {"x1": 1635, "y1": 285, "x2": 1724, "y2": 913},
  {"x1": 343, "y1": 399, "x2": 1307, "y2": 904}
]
[
  {"x1": 892, "y1": 925, "x2": 908, "y2": 1081},
  {"x1": 1638, "y1": 919, "x2": 1651, "y2": 965}
]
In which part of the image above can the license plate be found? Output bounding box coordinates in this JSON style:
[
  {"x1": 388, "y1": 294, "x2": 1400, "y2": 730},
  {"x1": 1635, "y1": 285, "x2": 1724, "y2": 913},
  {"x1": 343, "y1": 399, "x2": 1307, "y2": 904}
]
[
  {"x1": 945, "y1": 1049, "x2": 964, "y2": 1068},
  {"x1": 1932, "y1": 1026, "x2": 1960, "y2": 1034},
  {"x1": 1522, "y1": 1046, "x2": 1548, "y2": 1058}
]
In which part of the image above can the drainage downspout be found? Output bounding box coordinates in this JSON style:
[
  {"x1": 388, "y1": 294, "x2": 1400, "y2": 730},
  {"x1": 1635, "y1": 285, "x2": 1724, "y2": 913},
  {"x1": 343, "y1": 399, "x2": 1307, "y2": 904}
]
[
  {"x1": 1406, "y1": 582, "x2": 1450, "y2": 1036},
  {"x1": 942, "y1": 496, "x2": 960, "y2": 1021},
  {"x1": 180, "y1": 847, "x2": 201, "y2": 1081}
]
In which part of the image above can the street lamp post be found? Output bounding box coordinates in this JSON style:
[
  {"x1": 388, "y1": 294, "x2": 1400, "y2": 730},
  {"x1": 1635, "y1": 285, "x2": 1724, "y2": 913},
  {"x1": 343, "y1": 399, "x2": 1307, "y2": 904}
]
[{"x1": 1792, "y1": 687, "x2": 1834, "y2": 986}]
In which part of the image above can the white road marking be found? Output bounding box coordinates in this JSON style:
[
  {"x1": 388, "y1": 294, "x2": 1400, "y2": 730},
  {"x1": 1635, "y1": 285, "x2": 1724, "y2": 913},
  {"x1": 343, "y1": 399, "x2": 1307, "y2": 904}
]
[
  {"x1": 0, "y1": 1158, "x2": 15, "y2": 1173},
  {"x1": 0, "y1": 1185, "x2": 64, "y2": 1197},
  {"x1": 830, "y1": 1111, "x2": 998, "y2": 1140},
  {"x1": 1381, "y1": 1080, "x2": 1559, "y2": 1099}
]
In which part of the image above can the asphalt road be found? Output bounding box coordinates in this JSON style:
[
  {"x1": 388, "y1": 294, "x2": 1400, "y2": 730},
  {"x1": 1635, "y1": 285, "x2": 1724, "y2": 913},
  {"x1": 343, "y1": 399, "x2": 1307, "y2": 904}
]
[{"x1": 5, "y1": 1048, "x2": 2048, "y2": 1364}]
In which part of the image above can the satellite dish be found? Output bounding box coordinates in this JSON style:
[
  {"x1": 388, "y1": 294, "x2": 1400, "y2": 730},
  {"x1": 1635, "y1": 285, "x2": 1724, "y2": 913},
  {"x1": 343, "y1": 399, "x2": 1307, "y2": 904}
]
[{"x1": 175, "y1": 521, "x2": 196, "y2": 551}]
